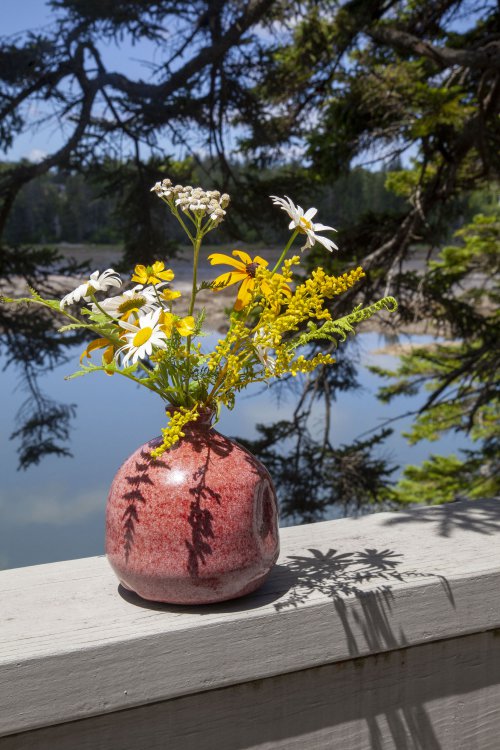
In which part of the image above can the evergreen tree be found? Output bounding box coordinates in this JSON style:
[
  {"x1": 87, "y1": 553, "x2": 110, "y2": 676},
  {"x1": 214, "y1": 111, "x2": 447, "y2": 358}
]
[
  {"x1": 240, "y1": 0, "x2": 500, "y2": 511},
  {"x1": 371, "y1": 212, "x2": 499, "y2": 505}
]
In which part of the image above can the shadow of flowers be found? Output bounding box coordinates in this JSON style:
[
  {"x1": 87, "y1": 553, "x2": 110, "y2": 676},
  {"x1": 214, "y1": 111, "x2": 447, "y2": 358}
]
[
  {"x1": 275, "y1": 546, "x2": 405, "y2": 607},
  {"x1": 381, "y1": 496, "x2": 500, "y2": 538},
  {"x1": 121, "y1": 447, "x2": 168, "y2": 562},
  {"x1": 185, "y1": 429, "x2": 233, "y2": 578},
  {"x1": 275, "y1": 545, "x2": 453, "y2": 657}
]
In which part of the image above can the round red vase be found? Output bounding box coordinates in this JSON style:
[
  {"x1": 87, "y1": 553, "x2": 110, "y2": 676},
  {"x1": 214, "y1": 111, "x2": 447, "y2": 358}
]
[{"x1": 105, "y1": 413, "x2": 280, "y2": 605}]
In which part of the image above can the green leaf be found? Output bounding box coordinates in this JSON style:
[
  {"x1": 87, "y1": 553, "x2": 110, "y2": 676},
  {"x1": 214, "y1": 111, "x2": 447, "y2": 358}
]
[{"x1": 58, "y1": 323, "x2": 96, "y2": 332}]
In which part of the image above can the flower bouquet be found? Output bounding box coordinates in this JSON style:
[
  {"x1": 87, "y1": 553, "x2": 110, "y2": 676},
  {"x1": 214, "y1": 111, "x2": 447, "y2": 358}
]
[{"x1": 4, "y1": 180, "x2": 397, "y2": 604}]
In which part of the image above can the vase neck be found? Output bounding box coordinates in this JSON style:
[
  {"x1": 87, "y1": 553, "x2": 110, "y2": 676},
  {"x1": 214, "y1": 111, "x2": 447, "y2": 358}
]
[{"x1": 166, "y1": 406, "x2": 216, "y2": 432}]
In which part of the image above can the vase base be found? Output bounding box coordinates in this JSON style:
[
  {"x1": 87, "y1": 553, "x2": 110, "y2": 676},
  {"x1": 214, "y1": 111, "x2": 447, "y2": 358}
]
[{"x1": 115, "y1": 568, "x2": 274, "y2": 606}]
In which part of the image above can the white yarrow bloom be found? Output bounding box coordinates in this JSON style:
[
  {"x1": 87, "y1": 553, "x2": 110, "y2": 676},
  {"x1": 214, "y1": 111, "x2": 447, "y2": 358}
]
[
  {"x1": 271, "y1": 195, "x2": 338, "y2": 252},
  {"x1": 116, "y1": 309, "x2": 168, "y2": 365},
  {"x1": 151, "y1": 179, "x2": 229, "y2": 226},
  {"x1": 60, "y1": 269, "x2": 122, "y2": 308}
]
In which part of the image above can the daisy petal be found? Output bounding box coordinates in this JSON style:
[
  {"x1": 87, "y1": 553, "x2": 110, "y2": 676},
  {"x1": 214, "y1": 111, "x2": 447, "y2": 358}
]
[
  {"x1": 118, "y1": 319, "x2": 140, "y2": 333},
  {"x1": 313, "y1": 223, "x2": 337, "y2": 232},
  {"x1": 315, "y1": 235, "x2": 338, "y2": 252}
]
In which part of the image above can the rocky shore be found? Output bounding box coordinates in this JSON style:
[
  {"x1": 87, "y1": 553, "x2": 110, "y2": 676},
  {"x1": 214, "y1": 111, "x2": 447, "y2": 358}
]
[{"x1": 1, "y1": 242, "x2": 453, "y2": 339}]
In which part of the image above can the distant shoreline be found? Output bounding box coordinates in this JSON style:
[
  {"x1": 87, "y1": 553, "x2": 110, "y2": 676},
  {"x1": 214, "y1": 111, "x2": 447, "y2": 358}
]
[{"x1": 1, "y1": 242, "x2": 459, "y2": 337}]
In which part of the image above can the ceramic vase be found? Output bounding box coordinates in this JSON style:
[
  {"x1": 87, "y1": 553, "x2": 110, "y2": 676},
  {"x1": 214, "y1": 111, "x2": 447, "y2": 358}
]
[{"x1": 105, "y1": 410, "x2": 279, "y2": 604}]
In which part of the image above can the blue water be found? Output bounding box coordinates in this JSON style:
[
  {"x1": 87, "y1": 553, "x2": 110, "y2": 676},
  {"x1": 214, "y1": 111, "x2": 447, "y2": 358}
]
[{"x1": 0, "y1": 332, "x2": 470, "y2": 569}]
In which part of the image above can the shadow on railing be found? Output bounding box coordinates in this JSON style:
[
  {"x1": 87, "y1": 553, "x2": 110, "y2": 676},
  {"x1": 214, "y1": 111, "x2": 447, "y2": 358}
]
[
  {"x1": 381, "y1": 496, "x2": 500, "y2": 538},
  {"x1": 272, "y1": 545, "x2": 454, "y2": 653}
]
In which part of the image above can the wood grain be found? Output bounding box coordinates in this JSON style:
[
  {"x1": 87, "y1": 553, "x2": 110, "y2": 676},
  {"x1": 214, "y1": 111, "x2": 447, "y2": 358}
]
[{"x1": 2, "y1": 630, "x2": 500, "y2": 749}]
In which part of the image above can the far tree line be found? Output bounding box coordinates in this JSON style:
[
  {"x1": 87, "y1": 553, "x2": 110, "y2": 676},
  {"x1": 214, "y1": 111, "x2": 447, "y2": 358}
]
[{"x1": 1, "y1": 159, "x2": 412, "y2": 249}]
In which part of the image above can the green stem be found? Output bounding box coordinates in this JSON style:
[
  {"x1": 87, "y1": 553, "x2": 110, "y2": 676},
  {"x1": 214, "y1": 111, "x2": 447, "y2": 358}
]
[
  {"x1": 188, "y1": 235, "x2": 202, "y2": 318},
  {"x1": 100, "y1": 366, "x2": 161, "y2": 394},
  {"x1": 206, "y1": 334, "x2": 243, "y2": 405},
  {"x1": 152, "y1": 284, "x2": 166, "y2": 310},
  {"x1": 271, "y1": 229, "x2": 300, "y2": 274},
  {"x1": 184, "y1": 233, "x2": 203, "y2": 402},
  {"x1": 27, "y1": 297, "x2": 121, "y2": 347},
  {"x1": 171, "y1": 203, "x2": 195, "y2": 244},
  {"x1": 136, "y1": 359, "x2": 154, "y2": 374},
  {"x1": 88, "y1": 292, "x2": 115, "y2": 321}
]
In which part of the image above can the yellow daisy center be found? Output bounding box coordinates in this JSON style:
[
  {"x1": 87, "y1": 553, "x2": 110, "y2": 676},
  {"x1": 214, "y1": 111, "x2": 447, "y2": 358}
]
[
  {"x1": 118, "y1": 296, "x2": 145, "y2": 314},
  {"x1": 300, "y1": 217, "x2": 312, "y2": 231},
  {"x1": 133, "y1": 327, "x2": 153, "y2": 347}
]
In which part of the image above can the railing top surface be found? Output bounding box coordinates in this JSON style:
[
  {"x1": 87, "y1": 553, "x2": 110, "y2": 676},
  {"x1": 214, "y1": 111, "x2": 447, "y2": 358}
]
[{"x1": 1, "y1": 498, "x2": 500, "y2": 735}]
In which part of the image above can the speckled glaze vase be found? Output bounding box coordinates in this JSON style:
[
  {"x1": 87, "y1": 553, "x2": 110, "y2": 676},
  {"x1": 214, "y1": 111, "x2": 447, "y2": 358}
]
[{"x1": 105, "y1": 410, "x2": 279, "y2": 605}]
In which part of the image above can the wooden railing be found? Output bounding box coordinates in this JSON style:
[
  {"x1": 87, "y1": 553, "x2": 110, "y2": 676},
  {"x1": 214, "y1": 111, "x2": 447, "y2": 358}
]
[{"x1": 1, "y1": 498, "x2": 500, "y2": 749}]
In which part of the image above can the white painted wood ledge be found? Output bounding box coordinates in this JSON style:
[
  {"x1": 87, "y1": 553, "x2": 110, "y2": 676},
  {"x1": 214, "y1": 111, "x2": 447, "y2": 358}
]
[{"x1": 1, "y1": 498, "x2": 500, "y2": 749}]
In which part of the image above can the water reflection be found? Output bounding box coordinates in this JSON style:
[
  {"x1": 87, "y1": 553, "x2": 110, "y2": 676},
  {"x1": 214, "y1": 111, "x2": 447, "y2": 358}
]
[{"x1": 0, "y1": 332, "x2": 470, "y2": 570}]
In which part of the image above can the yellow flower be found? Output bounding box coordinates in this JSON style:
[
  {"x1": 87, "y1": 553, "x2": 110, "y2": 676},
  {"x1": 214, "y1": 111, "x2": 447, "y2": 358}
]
[
  {"x1": 161, "y1": 288, "x2": 181, "y2": 302},
  {"x1": 175, "y1": 315, "x2": 195, "y2": 336},
  {"x1": 80, "y1": 337, "x2": 116, "y2": 375},
  {"x1": 209, "y1": 249, "x2": 289, "y2": 311},
  {"x1": 159, "y1": 311, "x2": 196, "y2": 337},
  {"x1": 150, "y1": 404, "x2": 200, "y2": 458},
  {"x1": 132, "y1": 261, "x2": 174, "y2": 286},
  {"x1": 80, "y1": 337, "x2": 114, "y2": 363}
]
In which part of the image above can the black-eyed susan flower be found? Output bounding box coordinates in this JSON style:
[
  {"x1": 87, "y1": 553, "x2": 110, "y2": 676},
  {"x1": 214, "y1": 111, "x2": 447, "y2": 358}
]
[
  {"x1": 80, "y1": 337, "x2": 115, "y2": 366},
  {"x1": 208, "y1": 250, "x2": 275, "y2": 311},
  {"x1": 271, "y1": 196, "x2": 338, "y2": 253},
  {"x1": 132, "y1": 261, "x2": 174, "y2": 286}
]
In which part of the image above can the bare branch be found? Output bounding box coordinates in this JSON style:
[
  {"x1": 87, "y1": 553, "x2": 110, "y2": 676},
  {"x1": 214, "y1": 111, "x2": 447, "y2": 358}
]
[{"x1": 369, "y1": 26, "x2": 500, "y2": 71}]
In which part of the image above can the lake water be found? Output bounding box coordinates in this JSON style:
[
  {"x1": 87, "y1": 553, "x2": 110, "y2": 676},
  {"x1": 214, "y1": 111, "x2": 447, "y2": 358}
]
[{"x1": 0, "y1": 332, "x2": 469, "y2": 570}]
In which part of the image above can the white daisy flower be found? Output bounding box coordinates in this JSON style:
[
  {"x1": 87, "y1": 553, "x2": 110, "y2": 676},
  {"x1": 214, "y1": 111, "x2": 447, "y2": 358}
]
[
  {"x1": 270, "y1": 195, "x2": 338, "y2": 252},
  {"x1": 116, "y1": 309, "x2": 169, "y2": 366},
  {"x1": 91, "y1": 285, "x2": 158, "y2": 320},
  {"x1": 60, "y1": 269, "x2": 122, "y2": 308}
]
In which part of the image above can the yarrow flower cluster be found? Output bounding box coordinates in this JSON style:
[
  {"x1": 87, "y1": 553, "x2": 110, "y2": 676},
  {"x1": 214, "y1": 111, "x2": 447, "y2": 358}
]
[
  {"x1": 151, "y1": 178, "x2": 230, "y2": 226},
  {"x1": 6, "y1": 179, "x2": 397, "y2": 458}
]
